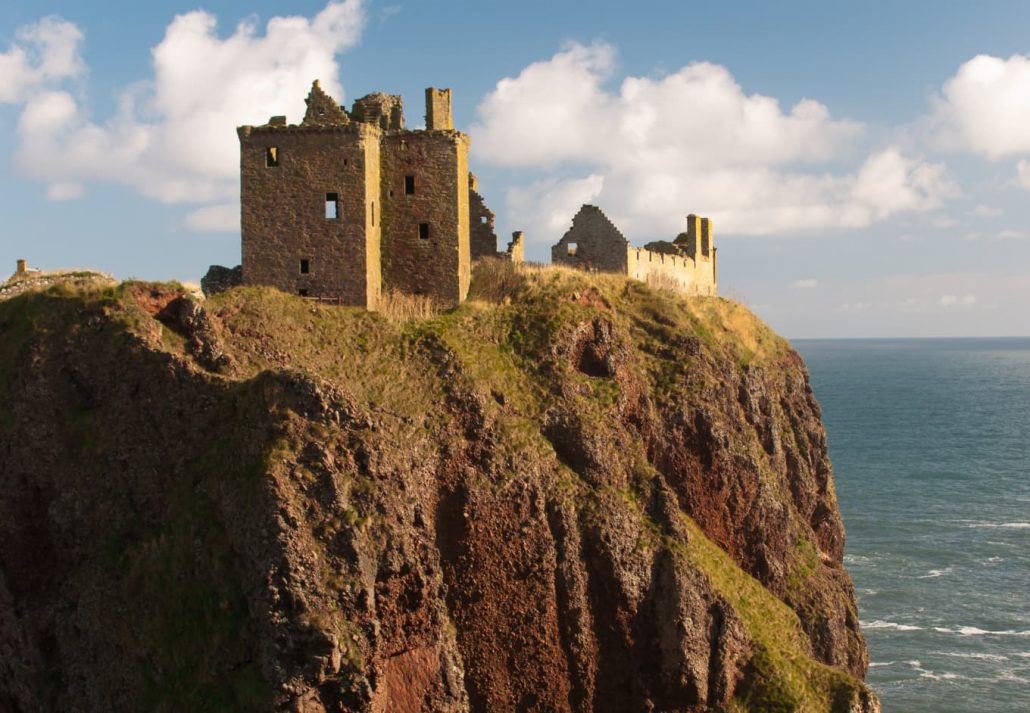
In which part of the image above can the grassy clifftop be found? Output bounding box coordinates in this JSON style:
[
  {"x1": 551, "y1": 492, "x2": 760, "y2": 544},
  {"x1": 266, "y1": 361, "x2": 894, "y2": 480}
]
[{"x1": 0, "y1": 262, "x2": 876, "y2": 712}]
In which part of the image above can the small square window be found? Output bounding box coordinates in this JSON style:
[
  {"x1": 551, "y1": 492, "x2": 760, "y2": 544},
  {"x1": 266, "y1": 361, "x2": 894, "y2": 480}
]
[
  {"x1": 265, "y1": 147, "x2": 279, "y2": 167},
  {"x1": 298, "y1": 288, "x2": 309, "y2": 297},
  {"x1": 418, "y1": 223, "x2": 430, "y2": 241},
  {"x1": 567, "y1": 242, "x2": 578, "y2": 256},
  {"x1": 325, "y1": 192, "x2": 339, "y2": 219},
  {"x1": 300, "y1": 259, "x2": 310, "y2": 274},
  {"x1": 405, "y1": 175, "x2": 415, "y2": 195}
]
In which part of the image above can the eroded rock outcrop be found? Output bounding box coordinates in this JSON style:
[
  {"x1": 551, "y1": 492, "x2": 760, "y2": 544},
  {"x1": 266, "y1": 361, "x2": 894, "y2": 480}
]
[{"x1": 0, "y1": 270, "x2": 878, "y2": 712}]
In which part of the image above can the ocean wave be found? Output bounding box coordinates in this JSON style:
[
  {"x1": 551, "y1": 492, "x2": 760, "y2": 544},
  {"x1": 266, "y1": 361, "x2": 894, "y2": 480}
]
[
  {"x1": 934, "y1": 651, "x2": 1009, "y2": 661},
  {"x1": 868, "y1": 661, "x2": 895, "y2": 667},
  {"x1": 918, "y1": 566, "x2": 954, "y2": 579},
  {"x1": 933, "y1": 625, "x2": 1030, "y2": 637},
  {"x1": 986, "y1": 556, "x2": 1004, "y2": 563},
  {"x1": 844, "y1": 554, "x2": 874, "y2": 564},
  {"x1": 966, "y1": 522, "x2": 1030, "y2": 530},
  {"x1": 906, "y1": 660, "x2": 961, "y2": 681},
  {"x1": 864, "y1": 620, "x2": 922, "y2": 631}
]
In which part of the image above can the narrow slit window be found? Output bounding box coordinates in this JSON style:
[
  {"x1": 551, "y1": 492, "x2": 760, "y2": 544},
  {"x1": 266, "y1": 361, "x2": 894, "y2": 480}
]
[
  {"x1": 343, "y1": 158, "x2": 349, "y2": 167},
  {"x1": 300, "y1": 259, "x2": 310, "y2": 274},
  {"x1": 418, "y1": 222, "x2": 430, "y2": 241},
  {"x1": 265, "y1": 147, "x2": 279, "y2": 167},
  {"x1": 325, "y1": 192, "x2": 339, "y2": 219},
  {"x1": 567, "y1": 242, "x2": 578, "y2": 256},
  {"x1": 405, "y1": 175, "x2": 415, "y2": 195},
  {"x1": 371, "y1": 201, "x2": 376, "y2": 227}
]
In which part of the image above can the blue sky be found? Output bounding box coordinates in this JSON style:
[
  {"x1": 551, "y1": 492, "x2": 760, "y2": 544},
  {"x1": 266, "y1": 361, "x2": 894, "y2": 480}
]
[{"x1": 3, "y1": 0, "x2": 1030, "y2": 338}]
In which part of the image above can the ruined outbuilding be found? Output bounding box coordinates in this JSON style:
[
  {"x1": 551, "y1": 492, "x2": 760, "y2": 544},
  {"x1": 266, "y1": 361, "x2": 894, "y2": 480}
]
[
  {"x1": 239, "y1": 81, "x2": 519, "y2": 309},
  {"x1": 551, "y1": 205, "x2": 717, "y2": 296}
]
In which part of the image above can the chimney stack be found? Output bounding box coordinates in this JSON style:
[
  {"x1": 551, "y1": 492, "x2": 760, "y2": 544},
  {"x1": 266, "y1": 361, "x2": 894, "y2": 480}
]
[{"x1": 425, "y1": 87, "x2": 453, "y2": 130}]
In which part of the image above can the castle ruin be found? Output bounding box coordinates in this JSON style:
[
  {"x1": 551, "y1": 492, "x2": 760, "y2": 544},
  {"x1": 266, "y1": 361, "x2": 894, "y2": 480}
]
[
  {"x1": 551, "y1": 205, "x2": 717, "y2": 296},
  {"x1": 236, "y1": 81, "x2": 714, "y2": 307},
  {"x1": 238, "y1": 81, "x2": 520, "y2": 309}
]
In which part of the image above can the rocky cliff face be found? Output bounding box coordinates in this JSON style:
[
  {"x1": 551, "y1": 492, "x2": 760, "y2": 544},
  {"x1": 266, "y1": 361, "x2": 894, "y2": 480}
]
[{"x1": 0, "y1": 266, "x2": 878, "y2": 712}]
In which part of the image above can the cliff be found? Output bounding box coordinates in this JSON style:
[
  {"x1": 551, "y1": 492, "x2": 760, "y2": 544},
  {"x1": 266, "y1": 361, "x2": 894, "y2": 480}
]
[{"x1": 0, "y1": 263, "x2": 878, "y2": 712}]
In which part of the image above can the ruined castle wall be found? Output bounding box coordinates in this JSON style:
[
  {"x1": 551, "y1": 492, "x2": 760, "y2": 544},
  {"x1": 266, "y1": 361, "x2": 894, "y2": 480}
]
[
  {"x1": 239, "y1": 124, "x2": 381, "y2": 307},
  {"x1": 469, "y1": 188, "x2": 498, "y2": 260},
  {"x1": 550, "y1": 205, "x2": 629, "y2": 273},
  {"x1": 425, "y1": 88, "x2": 453, "y2": 131},
  {"x1": 626, "y1": 248, "x2": 717, "y2": 296},
  {"x1": 380, "y1": 131, "x2": 470, "y2": 305}
]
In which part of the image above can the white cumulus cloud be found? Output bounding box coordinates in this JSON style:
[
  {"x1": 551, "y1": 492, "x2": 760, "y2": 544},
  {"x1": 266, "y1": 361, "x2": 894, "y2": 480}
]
[
  {"x1": 473, "y1": 43, "x2": 952, "y2": 242},
  {"x1": 9, "y1": 1, "x2": 366, "y2": 228},
  {"x1": 1017, "y1": 160, "x2": 1030, "y2": 191},
  {"x1": 0, "y1": 16, "x2": 84, "y2": 103},
  {"x1": 185, "y1": 203, "x2": 240, "y2": 233},
  {"x1": 933, "y1": 54, "x2": 1030, "y2": 159},
  {"x1": 505, "y1": 174, "x2": 605, "y2": 243},
  {"x1": 939, "y1": 294, "x2": 977, "y2": 307},
  {"x1": 793, "y1": 278, "x2": 818, "y2": 289}
]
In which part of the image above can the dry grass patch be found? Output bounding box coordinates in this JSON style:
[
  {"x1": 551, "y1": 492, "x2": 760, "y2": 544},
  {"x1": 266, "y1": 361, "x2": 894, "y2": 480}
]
[{"x1": 376, "y1": 289, "x2": 442, "y2": 322}]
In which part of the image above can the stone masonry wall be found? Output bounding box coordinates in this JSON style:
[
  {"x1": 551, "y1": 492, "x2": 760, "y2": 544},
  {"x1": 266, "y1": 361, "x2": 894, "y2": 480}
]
[
  {"x1": 550, "y1": 205, "x2": 630, "y2": 273},
  {"x1": 239, "y1": 123, "x2": 382, "y2": 307},
  {"x1": 626, "y1": 247, "x2": 717, "y2": 296},
  {"x1": 469, "y1": 184, "x2": 498, "y2": 260},
  {"x1": 380, "y1": 131, "x2": 470, "y2": 304},
  {"x1": 552, "y1": 204, "x2": 717, "y2": 297}
]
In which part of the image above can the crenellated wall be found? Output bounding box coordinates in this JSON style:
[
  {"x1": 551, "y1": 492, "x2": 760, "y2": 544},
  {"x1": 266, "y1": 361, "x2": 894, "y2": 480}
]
[{"x1": 552, "y1": 205, "x2": 717, "y2": 296}]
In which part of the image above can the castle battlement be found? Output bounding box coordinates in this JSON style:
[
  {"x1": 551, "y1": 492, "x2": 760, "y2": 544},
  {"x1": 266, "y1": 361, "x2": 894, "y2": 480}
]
[{"x1": 552, "y1": 206, "x2": 717, "y2": 296}]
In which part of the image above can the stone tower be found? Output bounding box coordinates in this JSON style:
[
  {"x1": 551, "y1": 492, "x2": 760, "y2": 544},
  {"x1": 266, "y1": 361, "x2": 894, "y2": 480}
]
[{"x1": 237, "y1": 80, "x2": 472, "y2": 308}]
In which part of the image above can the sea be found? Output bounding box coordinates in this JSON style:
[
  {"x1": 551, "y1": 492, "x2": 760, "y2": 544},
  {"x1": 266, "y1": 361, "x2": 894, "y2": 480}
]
[{"x1": 795, "y1": 338, "x2": 1030, "y2": 712}]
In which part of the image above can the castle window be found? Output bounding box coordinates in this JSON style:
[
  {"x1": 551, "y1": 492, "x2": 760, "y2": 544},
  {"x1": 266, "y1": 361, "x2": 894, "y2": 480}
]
[
  {"x1": 481, "y1": 216, "x2": 489, "y2": 224},
  {"x1": 405, "y1": 175, "x2": 415, "y2": 195},
  {"x1": 265, "y1": 147, "x2": 279, "y2": 167},
  {"x1": 300, "y1": 259, "x2": 310, "y2": 274},
  {"x1": 418, "y1": 222, "x2": 430, "y2": 241},
  {"x1": 343, "y1": 158, "x2": 348, "y2": 167},
  {"x1": 567, "y1": 243, "x2": 578, "y2": 256},
  {"x1": 325, "y1": 192, "x2": 339, "y2": 219},
  {"x1": 299, "y1": 289, "x2": 309, "y2": 297}
]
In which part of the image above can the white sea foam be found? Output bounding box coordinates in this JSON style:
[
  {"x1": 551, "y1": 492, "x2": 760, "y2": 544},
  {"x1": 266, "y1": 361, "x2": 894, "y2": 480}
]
[
  {"x1": 906, "y1": 659, "x2": 962, "y2": 681},
  {"x1": 864, "y1": 620, "x2": 923, "y2": 631},
  {"x1": 966, "y1": 522, "x2": 1030, "y2": 529},
  {"x1": 935, "y1": 651, "x2": 1009, "y2": 661},
  {"x1": 868, "y1": 661, "x2": 894, "y2": 667},
  {"x1": 986, "y1": 556, "x2": 1004, "y2": 563},
  {"x1": 918, "y1": 566, "x2": 954, "y2": 579},
  {"x1": 933, "y1": 625, "x2": 1030, "y2": 637}
]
